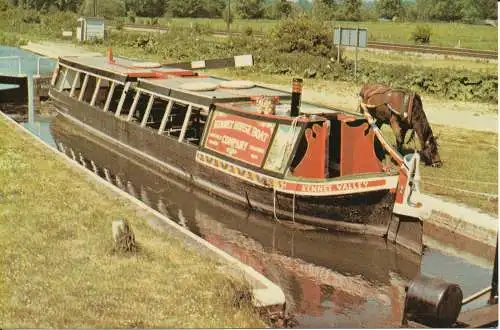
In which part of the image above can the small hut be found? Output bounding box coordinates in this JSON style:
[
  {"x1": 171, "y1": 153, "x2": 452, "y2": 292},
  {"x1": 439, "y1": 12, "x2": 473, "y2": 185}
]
[{"x1": 76, "y1": 17, "x2": 105, "y2": 42}]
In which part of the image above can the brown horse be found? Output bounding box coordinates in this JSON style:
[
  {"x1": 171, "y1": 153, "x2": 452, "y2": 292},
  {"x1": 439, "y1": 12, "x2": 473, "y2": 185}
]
[{"x1": 358, "y1": 83, "x2": 442, "y2": 167}]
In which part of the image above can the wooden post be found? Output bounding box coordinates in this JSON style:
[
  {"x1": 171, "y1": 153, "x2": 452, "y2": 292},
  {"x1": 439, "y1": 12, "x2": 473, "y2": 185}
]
[
  {"x1": 27, "y1": 75, "x2": 35, "y2": 125},
  {"x1": 337, "y1": 27, "x2": 342, "y2": 64},
  {"x1": 355, "y1": 27, "x2": 359, "y2": 82}
]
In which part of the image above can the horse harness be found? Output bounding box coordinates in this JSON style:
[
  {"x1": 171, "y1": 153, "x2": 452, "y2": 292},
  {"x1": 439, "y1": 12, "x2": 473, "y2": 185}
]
[{"x1": 362, "y1": 86, "x2": 416, "y2": 125}]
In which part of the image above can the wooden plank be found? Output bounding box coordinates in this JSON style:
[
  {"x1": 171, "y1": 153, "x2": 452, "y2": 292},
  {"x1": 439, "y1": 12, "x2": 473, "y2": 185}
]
[{"x1": 457, "y1": 304, "x2": 498, "y2": 328}]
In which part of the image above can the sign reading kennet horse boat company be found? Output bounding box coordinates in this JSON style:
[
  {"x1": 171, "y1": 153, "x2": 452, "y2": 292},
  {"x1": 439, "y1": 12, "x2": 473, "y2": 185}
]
[{"x1": 205, "y1": 111, "x2": 275, "y2": 167}]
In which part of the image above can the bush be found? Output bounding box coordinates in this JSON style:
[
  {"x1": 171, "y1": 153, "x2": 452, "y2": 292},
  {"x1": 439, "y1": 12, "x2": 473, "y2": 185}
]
[
  {"x1": 271, "y1": 14, "x2": 339, "y2": 60},
  {"x1": 0, "y1": 0, "x2": 10, "y2": 12},
  {"x1": 127, "y1": 10, "x2": 136, "y2": 23},
  {"x1": 243, "y1": 26, "x2": 253, "y2": 36},
  {"x1": 115, "y1": 18, "x2": 125, "y2": 30},
  {"x1": 411, "y1": 25, "x2": 431, "y2": 44},
  {"x1": 22, "y1": 9, "x2": 41, "y2": 24}
]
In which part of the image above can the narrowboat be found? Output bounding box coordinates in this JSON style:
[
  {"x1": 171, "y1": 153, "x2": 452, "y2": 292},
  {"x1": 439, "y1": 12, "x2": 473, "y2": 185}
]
[{"x1": 48, "y1": 51, "x2": 428, "y2": 254}]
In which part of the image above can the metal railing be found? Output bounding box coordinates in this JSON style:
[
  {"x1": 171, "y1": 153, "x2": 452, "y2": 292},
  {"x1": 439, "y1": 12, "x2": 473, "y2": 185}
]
[{"x1": 36, "y1": 56, "x2": 51, "y2": 76}]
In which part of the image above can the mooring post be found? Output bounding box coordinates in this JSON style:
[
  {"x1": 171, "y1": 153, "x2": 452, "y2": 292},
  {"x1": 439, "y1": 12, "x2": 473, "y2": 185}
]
[{"x1": 27, "y1": 75, "x2": 35, "y2": 125}]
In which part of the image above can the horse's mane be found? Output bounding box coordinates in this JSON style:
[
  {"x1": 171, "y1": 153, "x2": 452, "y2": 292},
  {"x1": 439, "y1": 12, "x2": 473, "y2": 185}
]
[{"x1": 411, "y1": 93, "x2": 435, "y2": 144}]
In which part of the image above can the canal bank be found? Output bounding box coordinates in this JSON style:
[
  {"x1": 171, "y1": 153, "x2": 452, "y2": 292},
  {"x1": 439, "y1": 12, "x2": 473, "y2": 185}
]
[{"x1": 0, "y1": 112, "x2": 282, "y2": 328}]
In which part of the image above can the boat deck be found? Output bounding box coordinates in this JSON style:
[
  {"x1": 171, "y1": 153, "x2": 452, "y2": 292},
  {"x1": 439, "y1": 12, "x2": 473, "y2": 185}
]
[{"x1": 58, "y1": 55, "x2": 343, "y2": 117}]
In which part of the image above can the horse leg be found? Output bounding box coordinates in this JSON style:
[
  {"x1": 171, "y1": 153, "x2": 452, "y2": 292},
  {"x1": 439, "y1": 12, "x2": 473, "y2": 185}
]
[{"x1": 389, "y1": 116, "x2": 404, "y2": 153}]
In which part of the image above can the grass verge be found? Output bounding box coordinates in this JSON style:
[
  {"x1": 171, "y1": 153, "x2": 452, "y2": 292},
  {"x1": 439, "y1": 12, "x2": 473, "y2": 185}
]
[
  {"x1": 0, "y1": 116, "x2": 266, "y2": 328},
  {"x1": 382, "y1": 125, "x2": 498, "y2": 216}
]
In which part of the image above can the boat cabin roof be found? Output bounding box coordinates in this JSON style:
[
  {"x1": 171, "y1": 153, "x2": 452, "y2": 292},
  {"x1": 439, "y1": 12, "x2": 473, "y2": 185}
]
[{"x1": 58, "y1": 55, "x2": 347, "y2": 118}]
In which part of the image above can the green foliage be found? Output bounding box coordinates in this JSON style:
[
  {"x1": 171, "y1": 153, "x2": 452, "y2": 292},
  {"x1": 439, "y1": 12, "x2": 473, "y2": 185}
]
[
  {"x1": 461, "y1": 0, "x2": 497, "y2": 23},
  {"x1": 416, "y1": 0, "x2": 463, "y2": 21},
  {"x1": 222, "y1": 6, "x2": 233, "y2": 26},
  {"x1": 21, "y1": 8, "x2": 40, "y2": 23},
  {"x1": 0, "y1": 32, "x2": 27, "y2": 46},
  {"x1": 311, "y1": 0, "x2": 334, "y2": 21},
  {"x1": 79, "y1": 0, "x2": 125, "y2": 19},
  {"x1": 127, "y1": 9, "x2": 136, "y2": 22},
  {"x1": 0, "y1": 0, "x2": 11, "y2": 11},
  {"x1": 270, "y1": 14, "x2": 338, "y2": 59},
  {"x1": 243, "y1": 26, "x2": 253, "y2": 36},
  {"x1": 168, "y1": 0, "x2": 204, "y2": 17},
  {"x1": 376, "y1": 0, "x2": 403, "y2": 19},
  {"x1": 339, "y1": 0, "x2": 362, "y2": 21},
  {"x1": 236, "y1": 0, "x2": 265, "y2": 19},
  {"x1": 124, "y1": 0, "x2": 165, "y2": 17},
  {"x1": 411, "y1": 24, "x2": 431, "y2": 44}
]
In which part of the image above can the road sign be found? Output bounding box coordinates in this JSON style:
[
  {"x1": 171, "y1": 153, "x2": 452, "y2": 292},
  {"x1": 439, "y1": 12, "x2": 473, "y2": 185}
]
[
  {"x1": 334, "y1": 28, "x2": 367, "y2": 48},
  {"x1": 333, "y1": 27, "x2": 368, "y2": 81}
]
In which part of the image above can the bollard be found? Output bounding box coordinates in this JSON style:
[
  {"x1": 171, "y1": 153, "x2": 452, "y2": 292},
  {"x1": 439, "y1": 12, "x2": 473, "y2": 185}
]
[{"x1": 27, "y1": 75, "x2": 35, "y2": 125}]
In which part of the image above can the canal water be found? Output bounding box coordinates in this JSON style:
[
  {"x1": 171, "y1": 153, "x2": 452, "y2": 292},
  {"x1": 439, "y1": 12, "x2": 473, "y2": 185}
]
[{"x1": 0, "y1": 45, "x2": 495, "y2": 328}]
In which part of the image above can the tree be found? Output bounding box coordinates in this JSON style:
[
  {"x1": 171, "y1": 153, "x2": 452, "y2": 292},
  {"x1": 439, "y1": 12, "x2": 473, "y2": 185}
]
[
  {"x1": 296, "y1": 0, "x2": 312, "y2": 12},
  {"x1": 312, "y1": 0, "x2": 335, "y2": 20},
  {"x1": 416, "y1": 0, "x2": 462, "y2": 21},
  {"x1": 80, "y1": 0, "x2": 125, "y2": 18},
  {"x1": 340, "y1": 0, "x2": 361, "y2": 21},
  {"x1": 168, "y1": 0, "x2": 203, "y2": 17},
  {"x1": 461, "y1": 0, "x2": 497, "y2": 22},
  {"x1": 236, "y1": 0, "x2": 265, "y2": 19},
  {"x1": 125, "y1": 0, "x2": 166, "y2": 17},
  {"x1": 202, "y1": 0, "x2": 225, "y2": 18},
  {"x1": 263, "y1": 0, "x2": 292, "y2": 19},
  {"x1": 375, "y1": 0, "x2": 402, "y2": 19}
]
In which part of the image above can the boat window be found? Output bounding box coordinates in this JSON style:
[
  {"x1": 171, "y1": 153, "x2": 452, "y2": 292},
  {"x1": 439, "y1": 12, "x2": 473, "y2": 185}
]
[
  {"x1": 81, "y1": 75, "x2": 97, "y2": 104},
  {"x1": 93, "y1": 78, "x2": 111, "y2": 109},
  {"x1": 128, "y1": 92, "x2": 151, "y2": 122},
  {"x1": 162, "y1": 102, "x2": 189, "y2": 138},
  {"x1": 142, "y1": 96, "x2": 169, "y2": 129},
  {"x1": 183, "y1": 107, "x2": 207, "y2": 145},
  {"x1": 55, "y1": 67, "x2": 72, "y2": 92},
  {"x1": 111, "y1": 83, "x2": 133, "y2": 116},
  {"x1": 263, "y1": 124, "x2": 302, "y2": 173}
]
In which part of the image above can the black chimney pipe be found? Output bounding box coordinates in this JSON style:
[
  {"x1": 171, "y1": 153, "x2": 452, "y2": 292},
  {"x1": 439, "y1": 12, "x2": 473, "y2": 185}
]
[{"x1": 290, "y1": 78, "x2": 302, "y2": 117}]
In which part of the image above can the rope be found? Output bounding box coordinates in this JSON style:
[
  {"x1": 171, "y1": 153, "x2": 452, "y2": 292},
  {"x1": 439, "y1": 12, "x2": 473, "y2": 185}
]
[
  {"x1": 423, "y1": 181, "x2": 498, "y2": 199},
  {"x1": 280, "y1": 115, "x2": 304, "y2": 171},
  {"x1": 272, "y1": 186, "x2": 282, "y2": 223},
  {"x1": 422, "y1": 176, "x2": 498, "y2": 186}
]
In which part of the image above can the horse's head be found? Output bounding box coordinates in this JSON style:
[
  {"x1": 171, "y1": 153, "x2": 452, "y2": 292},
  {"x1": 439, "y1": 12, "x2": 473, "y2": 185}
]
[{"x1": 420, "y1": 135, "x2": 442, "y2": 167}]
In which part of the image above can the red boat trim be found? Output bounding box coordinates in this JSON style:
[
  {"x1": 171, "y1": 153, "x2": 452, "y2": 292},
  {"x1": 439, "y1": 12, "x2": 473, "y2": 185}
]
[{"x1": 196, "y1": 151, "x2": 398, "y2": 196}]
